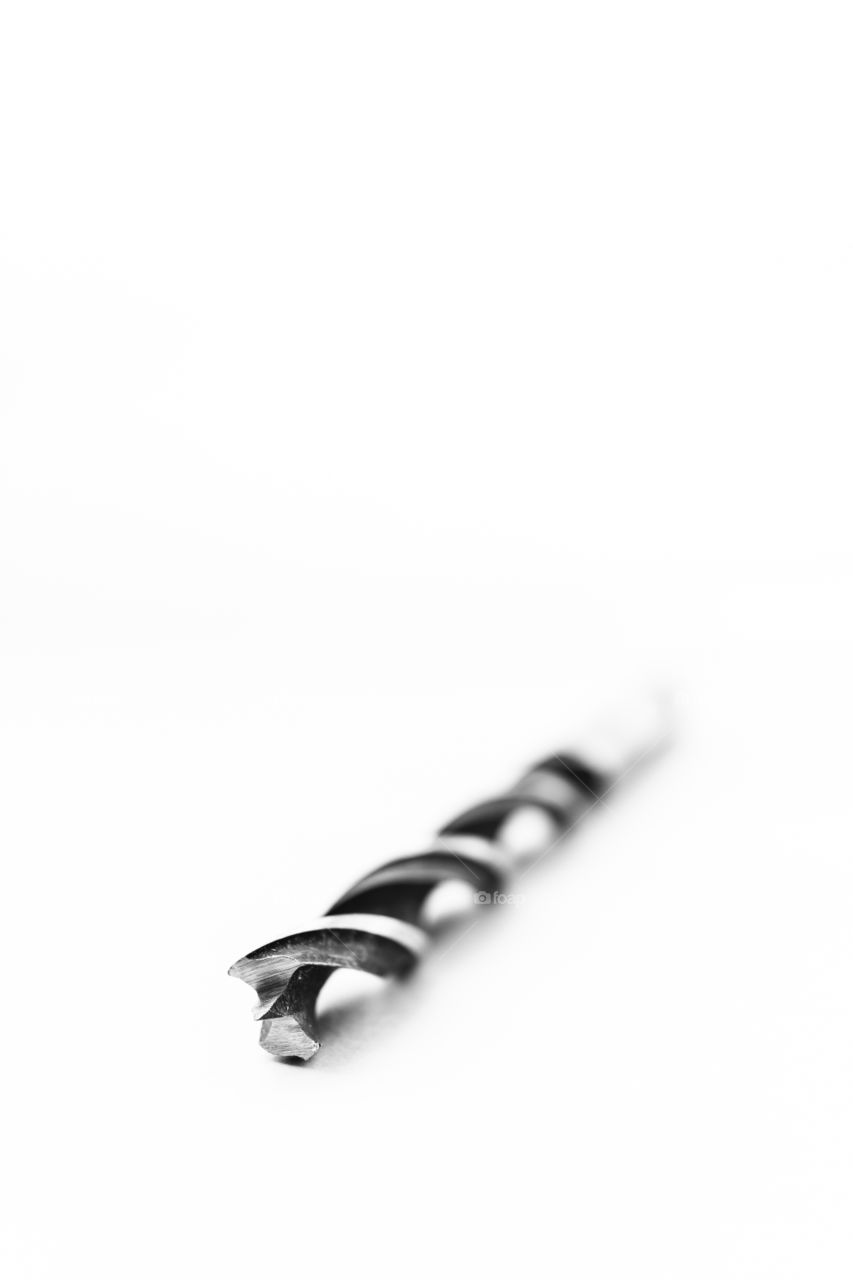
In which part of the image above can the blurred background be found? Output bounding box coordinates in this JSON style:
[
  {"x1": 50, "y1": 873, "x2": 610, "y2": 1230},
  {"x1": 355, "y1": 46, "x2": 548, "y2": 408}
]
[{"x1": 1, "y1": 3, "x2": 851, "y2": 1276}]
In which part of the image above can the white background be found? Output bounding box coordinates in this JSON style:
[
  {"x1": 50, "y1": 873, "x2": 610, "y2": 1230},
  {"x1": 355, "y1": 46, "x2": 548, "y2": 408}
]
[{"x1": 1, "y1": 3, "x2": 852, "y2": 1276}]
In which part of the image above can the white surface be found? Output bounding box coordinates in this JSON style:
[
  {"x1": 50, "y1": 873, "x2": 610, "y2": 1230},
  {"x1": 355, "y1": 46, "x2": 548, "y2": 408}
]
[{"x1": 1, "y1": 3, "x2": 852, "y2": 1276}]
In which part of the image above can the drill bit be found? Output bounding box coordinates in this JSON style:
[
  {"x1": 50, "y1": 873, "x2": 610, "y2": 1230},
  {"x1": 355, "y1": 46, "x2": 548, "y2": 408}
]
[{"x1": 229, "y1": 698, "x2": 667, "y2": 1061}]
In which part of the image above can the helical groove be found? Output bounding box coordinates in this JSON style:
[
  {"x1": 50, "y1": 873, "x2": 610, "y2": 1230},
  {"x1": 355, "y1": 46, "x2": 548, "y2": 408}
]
[{"x1": 229, "y1": 705, "x2": 665, "y2": 1061}]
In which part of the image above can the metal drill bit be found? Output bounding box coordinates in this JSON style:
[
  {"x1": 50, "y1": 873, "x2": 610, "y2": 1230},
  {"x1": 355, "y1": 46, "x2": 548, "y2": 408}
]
[{"x1": 229, "y1": 698, "x2": 667, "y2": 1061}]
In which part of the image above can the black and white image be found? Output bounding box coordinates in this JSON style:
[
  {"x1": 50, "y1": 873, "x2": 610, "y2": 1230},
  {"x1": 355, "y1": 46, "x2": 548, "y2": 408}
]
[{"x1": 1, "y1": 4, "x2": 851, "y2": 1277}]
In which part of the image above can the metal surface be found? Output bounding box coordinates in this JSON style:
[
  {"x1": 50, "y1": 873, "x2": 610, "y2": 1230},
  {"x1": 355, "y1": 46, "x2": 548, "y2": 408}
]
[{"x1": 229, "y1": 700, "x2": 666, "y2": 1061}]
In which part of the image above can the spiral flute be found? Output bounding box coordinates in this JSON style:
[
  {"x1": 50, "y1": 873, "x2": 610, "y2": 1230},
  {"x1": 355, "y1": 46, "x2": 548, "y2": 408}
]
[{"x1": 229, "y1": 700, "x2": 665, "y2": 1060}]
